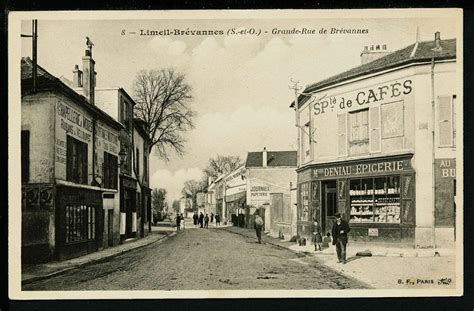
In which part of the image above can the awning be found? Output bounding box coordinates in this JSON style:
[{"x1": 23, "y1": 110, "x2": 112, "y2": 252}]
[{"x1": 225, "y1": 190, "x2": 246, "y2": 203}]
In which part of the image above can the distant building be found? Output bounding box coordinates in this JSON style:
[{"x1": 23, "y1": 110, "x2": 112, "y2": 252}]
[{"x1": 245, "y1": 148, "x2": 297, "y2": 238}]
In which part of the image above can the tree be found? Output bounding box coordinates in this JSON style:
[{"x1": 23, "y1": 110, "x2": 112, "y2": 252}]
[
  {"x1": 203, "y1": 155, "x2": 244, "y2": 179},
  {"x1": 172, "y1": 200, "x2": 181, "y2": 214},
  {"x1": 133, "y1": 68, "x2": 195, "y2": 160},
  {"x1": 181, "y1": 179, "x2": 207, "y2": 211},
  {"x1": 152, "y1": 188, "x2": 167, "y2": 212}
]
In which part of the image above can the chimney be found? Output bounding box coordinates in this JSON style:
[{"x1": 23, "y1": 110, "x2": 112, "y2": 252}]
[
  {"x1": 82, "y1": 49, "x2": 96, "y2": 105},
  {"x1": 434, "y1": 31, "x2": 442, "y2": 50},
  {"x1": 72, "y1": 64, "x2": 83, "y2": 87},
  {"x1": 361, "y1": 43, "x2": 391, "y2": 65},
  {"x1": 262, "y1": 147, "x2": 267, "y2": 168}
]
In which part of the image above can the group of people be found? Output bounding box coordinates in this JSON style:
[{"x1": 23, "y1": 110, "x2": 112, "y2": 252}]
[
  {"x1": 192, "y1": 211, "x2": 221, "y2": 228},
  {"x1": 312, "y1": 213, "x2": 350, "y2": 264},
  {"x1": 252, "y1": 211, "x2": 350, "y2": 264},
  {"x1": 175, "y1": 213, "x2": 185, "y2": 231}
]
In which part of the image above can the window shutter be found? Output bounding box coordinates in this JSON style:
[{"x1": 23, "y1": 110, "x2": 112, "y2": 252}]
[
  {"x1": 21, "y1": 131, "x2": 30, "y2": 183},
  {"x1": 438, "y1": 96, "x2": 453, "y2": 147},
  {"x1": 337, "y1": 113, "x2": 347, "y2": 156},
  {"x1": 83, "y1": 142, "x2": 88, "y2": 185},
  {"x1": 66, "y1": 135, "x2": 73, "y2": 181},
  {"x1": 370, "y1": 106, "x2": 381, "y2": 152}
]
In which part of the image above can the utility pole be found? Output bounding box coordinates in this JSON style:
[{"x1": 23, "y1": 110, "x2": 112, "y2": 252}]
[
  {"x1": 21, "y1": 20, "x2": 38, "y2": 93},
  {"x1": 289, "y1": 79, "x2": 302, "y2": 168}
]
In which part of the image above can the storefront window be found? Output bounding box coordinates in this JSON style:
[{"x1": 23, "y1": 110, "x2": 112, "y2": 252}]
[
  {"x1": 349, "y1": 176, "x2": 401, "y2": 223},
  {"x1": 103, "y1": 152, "x2": 118, "y2": 189},
  {"x1": 65, "y1": 205, "x2": 96, "y2": 243},
  {"x1": 349, "y1": 109, "x2": 369, "y2": 155}
]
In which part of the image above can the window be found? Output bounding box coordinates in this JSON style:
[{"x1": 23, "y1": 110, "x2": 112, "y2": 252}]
[
  {"x1": 143, "y1": 147, "x2": 148, "y2": 183},
  {"x1": 67, "y1": 135, "x2": 88, "y2": 184},
  {"x1": 438, "y1": 95, "x2": 456, "y2": 147},
  {"x1": 120, "y1": 97, "x2": 131, "y2": 130},
  {"x1": 65, "y1": 205, "x2": 96, "y2": 243},
  {"x1": 135, "y1": 147, "x2": 140, "y2": 175},
  {"x1": 103, "y1": 152, "x2": 118, "y2": 189},
  {"x1": 349, "y1": 109, "x2": 369, "y2": 155},
  {"x1": 21, "y1": 130, "x2": 30, "y2": 183}
]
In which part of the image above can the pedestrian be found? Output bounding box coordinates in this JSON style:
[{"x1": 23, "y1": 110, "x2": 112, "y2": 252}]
[
  {"x1": 210, "y1": 212, "x2": 214, "y2": 223},
  {"x1": 180, "y1": 213, "x2": 185, "y2": 230},
  {"x1": 312, "y1": 218, "x2": 322, "y2": 251},
  {"x1": 204, "y1": 213, "x2": 209, "y2": 228},
  {"x1": 215, "y1": 213, "x2": 220, "y2": 226},
  {"x1": 199, "y1": 212, "x2": 204, "y2": 228},
  {"x1": 193, "y1": 211, "x2": 198, "y2": 228},
  {"x1": 331, "y1": 213, "x2": 350, "y2": 264},
  {"x1": 254, "y1": 212, "x2": 264, "y2": 244},
  {"x1": 176, "y1": 213, "x2": 181, "y2": 231}
]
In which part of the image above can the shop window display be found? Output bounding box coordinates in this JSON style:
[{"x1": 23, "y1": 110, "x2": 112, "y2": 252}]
[{"x1": 349, "y1": 176, "x2": 400, "y2": 223}]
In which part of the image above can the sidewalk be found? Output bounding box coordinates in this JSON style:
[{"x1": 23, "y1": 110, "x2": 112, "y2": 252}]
[
  {"x1": 22, "y1": 228, "x2": 175, "y2": 285},
  {"x1": 222, "y1": 226, "x2": 457, "y2": 289}
]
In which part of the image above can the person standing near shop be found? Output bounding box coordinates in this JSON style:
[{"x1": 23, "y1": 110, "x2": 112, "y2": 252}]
[
  {"x1": 312, "y1": 219, "x2": 323, "y2": 251},
  {"x1": 193, "y1": 211, "x2": 199, "y2": 228},
  {"x1": 254, "y1": 212, "x2": 264, "y2": 244},
  {"x1": 331, "y1": 213, "x2": 350, "y2": 264},
  {"x1": 176, "y1": 213, "x2": 182, "y2": 231},
  {"x1": 204, "y1": 213, "x2": 210, "y2": 228},
  {"x1": 210, "y1": 212, "x2": 214, "y2": 223},
  {"x1": 180, "y1": 213, "x2": 185, "y2": 230},
  {"x1": 199, "y1": 212, "x2": 204, "y2": 228},
  {"x1": 215, "y1": 213, "x2": 221, "y2": 227}
]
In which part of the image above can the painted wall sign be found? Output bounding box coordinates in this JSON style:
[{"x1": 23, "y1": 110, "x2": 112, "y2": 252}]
[
  {"x1": 310, "y1": 79, "x2": 413, "y2": 116},
  {"x1": 312, "y1": 158, "x2": 412, "y2": 178}
]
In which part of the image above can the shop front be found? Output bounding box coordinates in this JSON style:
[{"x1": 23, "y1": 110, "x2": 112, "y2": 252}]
[
  {"x1": 120, "y1": 175, "x2": 137, "y2": 240},
  {"x1": 55, "y1": 185, "x2": 104, "y2": 261},
  {"x1": 297, "y1": 153, "x2": 416, "y2": 244}
]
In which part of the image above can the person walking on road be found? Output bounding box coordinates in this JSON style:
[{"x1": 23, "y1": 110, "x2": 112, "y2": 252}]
[
  {"x1": 180, "y1": 213, "x2": 185, "y2": 230},
  {"x1": 204, "y1": 213, "x2": 210, "y2": 228},
  {"x1": 331, "y1": 213, "x2": 350, "y2": 264},
  {"x1": 199, "y1": 212, "x2": 204, "y2": 228},
  {"x1": 210, "y1": 212, "x2": 214, "y2": 223},
  {"x1": 176, "y1": 213, "x2": 182, "y2": 231},
  {"x1": 254, "y1": 212, "x2": 264, "y2": 244},
  {"x1": 215, "y1": 214, "x2": 221, "y2": 227},
  {"x1": 193, "y1": 212, "x2": 198, "y2": 228}
]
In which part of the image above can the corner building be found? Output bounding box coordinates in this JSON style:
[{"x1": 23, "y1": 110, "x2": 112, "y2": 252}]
[{"x1": 291, "y1": 33, "x2": 458, "y2": 248}]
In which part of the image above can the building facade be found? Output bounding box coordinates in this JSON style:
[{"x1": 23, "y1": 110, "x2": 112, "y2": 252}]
[
  {"x1": 292, "y1": 33, "x2": 458, "y2": 247},
  {"x1": 245, "y1": 148, "x2": 297, "y2": 238},
  {"x1": 21, "y1": 55, "x2": 122, "y2": 263}
]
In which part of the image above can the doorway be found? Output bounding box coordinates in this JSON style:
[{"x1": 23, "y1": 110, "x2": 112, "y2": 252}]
[
  {"x1": 321, "y1": 180, "x2": 337, "y2": 234},
  {"x1": 108, "y1": 209, "x2": 114, "y2": 247}
]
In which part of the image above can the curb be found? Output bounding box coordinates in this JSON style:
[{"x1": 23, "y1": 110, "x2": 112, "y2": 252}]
[{"x1": 22, "y1": 231, "x2": 175, "y2": 286}]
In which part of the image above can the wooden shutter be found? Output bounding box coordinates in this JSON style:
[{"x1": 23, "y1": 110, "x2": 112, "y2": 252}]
[
  {"x1": 370, "y1": 106, "x2": 381, "y2": 152},
  {"x1": 21, "y1": 131, "x2": 30, "y2": 183},
  {"x1": 337, "y1": 113, "x2": 347, "y2": 156},
  {"x1": 438, "y1": 96, "x2": 453, "y2": 147},
  {"x1": 82, "y1": 142, "x2": 88, "y2": 184}
]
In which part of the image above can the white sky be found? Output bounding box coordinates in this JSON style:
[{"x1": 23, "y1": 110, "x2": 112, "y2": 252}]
[{"x1": 20, "y1": 14, "x2": 459, "y2": 203}]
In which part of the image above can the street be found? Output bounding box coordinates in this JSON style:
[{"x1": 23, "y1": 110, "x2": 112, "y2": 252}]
[{"x1": 23, "y1": 224, "x2": 368, "y2": 290}]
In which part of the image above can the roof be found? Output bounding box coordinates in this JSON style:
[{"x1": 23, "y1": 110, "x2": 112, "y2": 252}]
[
  {"x1": 133, "y1": 118, "x2": 151, "y2": 142},
  {"x1": 291, "y1": 38, "x2": 456, "y2": 108},
  {"x1": 245, "y1": 150, "x2": 297, "y2": 168},
  {"x1": 21, "y1": 57, "x2": 123, "y2": 131}
]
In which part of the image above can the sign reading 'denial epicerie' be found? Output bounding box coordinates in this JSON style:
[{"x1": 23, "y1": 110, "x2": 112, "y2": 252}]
[
  {"x1": 312, "y1": 79, "x2": 413, "y2": 116},
  {"x1": 313, "y1": 159, "x2": 412, "y2": 178}
]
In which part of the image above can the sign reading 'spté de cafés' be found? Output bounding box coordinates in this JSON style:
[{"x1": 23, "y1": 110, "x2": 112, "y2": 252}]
[{"x1": 311, "y1": 79, "x2": 413, "y2": 116}]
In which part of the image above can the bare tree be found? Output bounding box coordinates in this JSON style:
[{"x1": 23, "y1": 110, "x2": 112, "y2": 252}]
[
  {"x1": 133, "y1": 68, "x2": 195, "y2": 160},
  {"x1": 203, "y1": 155, "x2": 244, "y2": 179},
  {"x1": 181, "y1": 179, "x2": 207, "y2": 211}
]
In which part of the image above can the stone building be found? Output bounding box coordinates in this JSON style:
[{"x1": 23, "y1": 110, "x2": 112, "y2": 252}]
[
  {"x1": 21, "y1": 54, "x2": 122, "y2": 262},
  {"x1": 291, "y1": 32, "x2": 458, "y2": 247}
]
